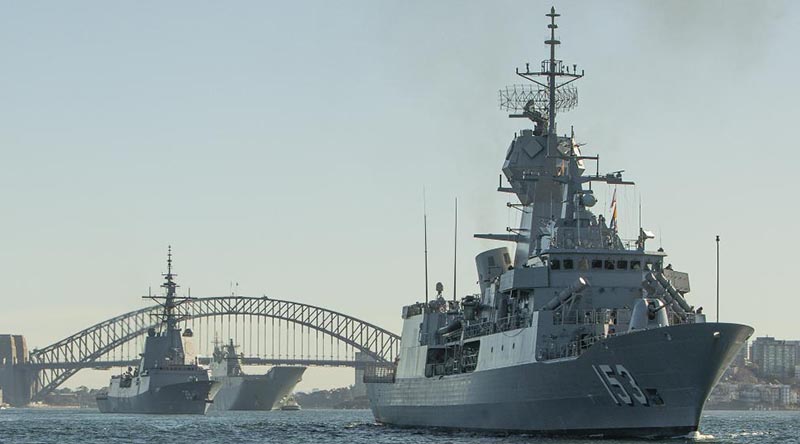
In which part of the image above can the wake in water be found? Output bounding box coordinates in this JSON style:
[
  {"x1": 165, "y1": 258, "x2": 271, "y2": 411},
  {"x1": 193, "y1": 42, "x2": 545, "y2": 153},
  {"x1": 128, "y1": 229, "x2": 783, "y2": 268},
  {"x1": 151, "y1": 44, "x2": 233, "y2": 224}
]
[{"x1": 682, "y1": 431, "x2": 715, "y2": 440}]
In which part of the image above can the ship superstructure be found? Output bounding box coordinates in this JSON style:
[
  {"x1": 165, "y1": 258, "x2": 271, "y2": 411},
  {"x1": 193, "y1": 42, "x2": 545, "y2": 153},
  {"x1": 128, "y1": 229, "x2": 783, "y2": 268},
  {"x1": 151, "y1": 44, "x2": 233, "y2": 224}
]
[
  {"x1": 365, "y1": 8, "x2": 753, "y2": 438},
  {"x1": 96, "y1": 248, "x2": 220, "y2": 414},
  {"x1": 207, "y1": 339, "x2": 306, "y2": 411}
]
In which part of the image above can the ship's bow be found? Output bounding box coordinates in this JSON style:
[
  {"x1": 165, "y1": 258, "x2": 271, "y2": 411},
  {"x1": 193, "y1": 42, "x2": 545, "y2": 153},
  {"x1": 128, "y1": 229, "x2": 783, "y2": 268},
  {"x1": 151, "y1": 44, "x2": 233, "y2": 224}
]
[{"x1": 577, "y1": 321, "x2": 754, "y2": 436}]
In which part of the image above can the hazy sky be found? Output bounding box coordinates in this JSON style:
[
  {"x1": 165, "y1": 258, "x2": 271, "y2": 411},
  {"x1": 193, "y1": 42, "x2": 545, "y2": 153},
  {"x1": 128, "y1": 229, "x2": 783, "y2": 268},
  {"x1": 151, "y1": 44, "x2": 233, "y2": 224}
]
[{"x1": 1, "y1": 1, "x2": 798, "y2": 390}]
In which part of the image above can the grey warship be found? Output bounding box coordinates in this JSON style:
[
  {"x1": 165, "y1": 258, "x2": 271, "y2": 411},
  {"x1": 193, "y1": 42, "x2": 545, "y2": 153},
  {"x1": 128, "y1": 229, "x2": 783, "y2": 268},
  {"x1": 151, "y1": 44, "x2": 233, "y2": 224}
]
[
  {"x1": 96, "y1": 248, "x2": 220, "y2": 414},
  {"x1": 207, "y1": 339, "x2": 306, "y2": 411},
  {"x1": 365, "y1": 8, "x2": 753, "y2": 438}
]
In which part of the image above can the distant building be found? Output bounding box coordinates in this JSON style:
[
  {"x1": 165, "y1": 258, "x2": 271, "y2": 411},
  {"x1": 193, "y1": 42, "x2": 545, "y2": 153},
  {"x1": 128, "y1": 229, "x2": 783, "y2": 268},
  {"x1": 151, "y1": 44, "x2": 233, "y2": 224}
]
[
  {"x1": 778, "y1": 384, "x2": 796, "y2": 406},
  {"x1": 732, "y1": 343, "x2": 748, "y2": 367},
  {"x1": 707, "y1": 382, "x2": 737, "y2": 404},
  {"x1": 750, "y1": 337, "x2": 798, "y2": 379},
  {"x1": 790, "y1": 340, "x2": 800, "y2": 359}
]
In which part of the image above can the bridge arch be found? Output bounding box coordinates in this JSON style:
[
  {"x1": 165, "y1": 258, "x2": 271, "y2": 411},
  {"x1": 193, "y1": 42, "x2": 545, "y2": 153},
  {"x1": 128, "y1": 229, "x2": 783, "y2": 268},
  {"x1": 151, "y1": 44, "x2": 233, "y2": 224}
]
[{"x1": 27, "y1": 297, "x2": 399, "y2": 402}]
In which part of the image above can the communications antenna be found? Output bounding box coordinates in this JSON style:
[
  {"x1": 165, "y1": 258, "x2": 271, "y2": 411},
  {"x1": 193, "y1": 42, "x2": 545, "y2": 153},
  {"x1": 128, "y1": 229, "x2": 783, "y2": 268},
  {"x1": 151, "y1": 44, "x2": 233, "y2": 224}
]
[
  {"x1": 423, "y1": 187, "x2": 429, "y2": 303},
  {"x1": 453, "y1": 198, "x2": 458, "y2": 302}
]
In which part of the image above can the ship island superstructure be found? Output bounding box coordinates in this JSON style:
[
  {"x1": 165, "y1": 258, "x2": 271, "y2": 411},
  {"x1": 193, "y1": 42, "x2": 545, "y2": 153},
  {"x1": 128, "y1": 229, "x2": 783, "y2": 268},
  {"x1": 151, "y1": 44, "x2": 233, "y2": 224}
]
[
  {"x1": 365, "y1": 8, "x2": 753, "y2": 438},
  {"x1": 207, "y1": 338, "x2": 306, "y2": 411},
  {"x1": 96, "y1": 248, "x2": 220, "y2": 414}
]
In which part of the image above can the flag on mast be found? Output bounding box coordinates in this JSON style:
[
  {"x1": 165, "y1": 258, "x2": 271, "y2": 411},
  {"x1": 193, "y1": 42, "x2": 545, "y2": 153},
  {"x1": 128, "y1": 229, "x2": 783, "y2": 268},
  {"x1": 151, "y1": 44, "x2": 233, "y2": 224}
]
[{"x1": 610, "y1": 187, "x2": 618, "y2": 233}]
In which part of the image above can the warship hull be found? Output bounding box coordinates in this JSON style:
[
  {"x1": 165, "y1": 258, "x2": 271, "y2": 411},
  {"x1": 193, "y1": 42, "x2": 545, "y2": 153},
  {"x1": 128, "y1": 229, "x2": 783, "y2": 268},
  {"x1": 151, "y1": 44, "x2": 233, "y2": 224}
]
[
  {"x1": 209, "y1": 367, "x2": 306, "y2": 411},
  {"x1": 367, "y1": 323, "x2": 751, "y2": 438},
  {"x1": 96, "y1": 380, "x2": 217, "y2": 415}
]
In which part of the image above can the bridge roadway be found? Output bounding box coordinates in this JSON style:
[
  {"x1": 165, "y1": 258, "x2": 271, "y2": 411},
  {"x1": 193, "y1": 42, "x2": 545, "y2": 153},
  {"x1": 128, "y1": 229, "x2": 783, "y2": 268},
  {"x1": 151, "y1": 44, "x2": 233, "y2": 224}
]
[
  {"x1": 27, "y1": 358, "x2": 395, "y2": 370},
  {"x1": 0, "y1": 296, "x2": 400, "y2": 407}
]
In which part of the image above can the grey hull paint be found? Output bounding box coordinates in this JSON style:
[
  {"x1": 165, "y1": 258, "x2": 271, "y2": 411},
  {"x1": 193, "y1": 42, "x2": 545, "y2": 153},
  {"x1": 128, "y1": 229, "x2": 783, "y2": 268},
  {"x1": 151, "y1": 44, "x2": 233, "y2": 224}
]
[
  {"x1": 96, "y1": 380, "x2": 216, "y2": 415},
  {"x1": 209, "y1": 367, "x2": 306, "y2": 411},
  {"x1": 367, "y1": 323, "x2": 751, "y2": 438}
]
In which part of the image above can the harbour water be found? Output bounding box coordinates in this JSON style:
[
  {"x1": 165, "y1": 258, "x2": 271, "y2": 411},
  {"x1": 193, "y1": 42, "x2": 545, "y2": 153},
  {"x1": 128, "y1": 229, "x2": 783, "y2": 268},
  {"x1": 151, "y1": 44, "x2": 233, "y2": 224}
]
[{"x1": 0, "y1": 409, "x2": 797, "y2": 444}]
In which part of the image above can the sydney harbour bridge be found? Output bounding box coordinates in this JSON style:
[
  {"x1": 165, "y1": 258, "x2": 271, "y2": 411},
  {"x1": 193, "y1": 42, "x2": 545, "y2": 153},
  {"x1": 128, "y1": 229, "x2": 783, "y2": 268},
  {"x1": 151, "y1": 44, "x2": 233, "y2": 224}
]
[{"x1": 0, "y1": 296, "x2": 400, "y2": 407}]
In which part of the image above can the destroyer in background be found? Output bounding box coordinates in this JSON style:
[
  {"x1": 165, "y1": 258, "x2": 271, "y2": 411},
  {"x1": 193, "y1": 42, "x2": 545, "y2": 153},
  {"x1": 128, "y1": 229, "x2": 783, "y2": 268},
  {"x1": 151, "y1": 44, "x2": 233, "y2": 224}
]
[
  {"x1": 96, "y1": 248, "x2": 220, "y2": 414},
  {"x1": 207, "y1": 339, "x2": 306, "y2": 411},
  {"x1": 365, "y1": 8, "x2": 753, "y2": 438}
]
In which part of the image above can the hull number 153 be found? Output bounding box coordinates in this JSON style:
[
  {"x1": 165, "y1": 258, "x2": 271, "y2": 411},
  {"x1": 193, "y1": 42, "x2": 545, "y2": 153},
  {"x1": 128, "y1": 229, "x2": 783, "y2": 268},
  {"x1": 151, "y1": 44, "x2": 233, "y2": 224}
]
[{"x1": 592, "y1": 364, "x2": 651, "y2": 406}]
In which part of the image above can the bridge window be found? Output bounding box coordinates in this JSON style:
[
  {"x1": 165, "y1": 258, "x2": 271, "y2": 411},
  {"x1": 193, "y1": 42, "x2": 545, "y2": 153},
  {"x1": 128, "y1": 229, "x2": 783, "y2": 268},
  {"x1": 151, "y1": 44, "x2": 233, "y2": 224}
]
[
  {"x1": 551, "y1": 259, "x2": 561, "y2": 270},
  {"x1": 617, "y1": 260, "x2": 628, "y2": 270},
  {"x1": 604, "y1": 260, "x2": 615, "y2": 270},
  {"x1": 591, "y1": 259, "x2": 602, "y2": 269},
  {"x1": 563, "y1": 259, "x2": 574, "y2": 270},
  {"x1": 631, "y1": 261, "x2": 642, "y2": 270}
]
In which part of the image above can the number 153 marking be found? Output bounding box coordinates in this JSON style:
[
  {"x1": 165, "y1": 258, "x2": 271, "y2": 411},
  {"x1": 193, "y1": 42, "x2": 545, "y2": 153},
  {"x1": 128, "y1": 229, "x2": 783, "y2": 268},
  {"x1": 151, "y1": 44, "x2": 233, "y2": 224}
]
[{"x1": 592, "y1": 364, "x2": 650, "y2": 406}]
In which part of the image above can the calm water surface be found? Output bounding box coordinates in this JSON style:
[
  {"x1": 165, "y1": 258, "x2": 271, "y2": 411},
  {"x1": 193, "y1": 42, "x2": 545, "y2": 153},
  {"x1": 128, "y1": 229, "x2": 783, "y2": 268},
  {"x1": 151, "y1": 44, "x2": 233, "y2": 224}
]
[{"x1": 0, "y1": 408, "x2": 797, "y2": 444}]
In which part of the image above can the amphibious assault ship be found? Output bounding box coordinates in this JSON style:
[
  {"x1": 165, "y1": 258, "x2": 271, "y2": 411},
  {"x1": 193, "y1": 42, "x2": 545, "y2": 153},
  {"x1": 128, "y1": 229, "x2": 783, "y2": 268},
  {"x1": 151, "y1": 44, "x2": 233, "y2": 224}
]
[
  {"x1": 207, "y1": 339, "x2": 306, "y2": 411},
  {"x1": 96, "y1": 248, "x2": 220, "y2": 414},
  {"x1": 365, "y1": 8, "x2": 753, "y2": 438}
]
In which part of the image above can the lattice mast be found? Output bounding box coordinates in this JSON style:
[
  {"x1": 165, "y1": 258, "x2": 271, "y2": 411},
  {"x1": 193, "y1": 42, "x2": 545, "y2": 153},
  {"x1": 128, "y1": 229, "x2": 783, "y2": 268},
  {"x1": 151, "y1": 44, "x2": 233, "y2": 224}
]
[
  {"x1": 144, "y1": 245, "x2": 185, "y2": 333},
  {"x1": 161, "y1": 246, "x2": 178, "y2": 331},
  {"x1": 500, "y1": 7, "x2": 583, "y2": 151}
]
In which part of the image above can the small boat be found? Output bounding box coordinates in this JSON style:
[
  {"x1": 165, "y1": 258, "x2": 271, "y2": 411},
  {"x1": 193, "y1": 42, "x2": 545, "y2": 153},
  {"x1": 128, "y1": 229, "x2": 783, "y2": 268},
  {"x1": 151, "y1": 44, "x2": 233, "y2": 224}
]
[{"x1": 280, "y1": 396, "x2": 301, "y2": 411}]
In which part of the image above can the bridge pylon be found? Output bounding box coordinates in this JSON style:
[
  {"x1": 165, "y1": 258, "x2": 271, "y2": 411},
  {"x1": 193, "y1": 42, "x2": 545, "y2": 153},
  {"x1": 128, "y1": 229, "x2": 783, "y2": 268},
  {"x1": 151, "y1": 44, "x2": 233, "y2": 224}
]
[{"x1": 0, "y1": 334, "x2": 34, "y2": 407}]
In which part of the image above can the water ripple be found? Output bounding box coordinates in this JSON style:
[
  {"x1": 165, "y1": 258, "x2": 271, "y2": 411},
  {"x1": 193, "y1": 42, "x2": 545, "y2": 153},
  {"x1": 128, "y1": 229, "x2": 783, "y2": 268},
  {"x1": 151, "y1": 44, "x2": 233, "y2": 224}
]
[{"x1": 0, "y1": 409, "x2": 798, "y2": 444}]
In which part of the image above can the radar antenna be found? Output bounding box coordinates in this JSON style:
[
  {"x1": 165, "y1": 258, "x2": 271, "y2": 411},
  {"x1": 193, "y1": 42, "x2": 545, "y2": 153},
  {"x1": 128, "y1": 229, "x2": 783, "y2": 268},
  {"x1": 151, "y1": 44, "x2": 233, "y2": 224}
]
[{"x1": 498, "y1": 7, "x2": 583, "y2": 150}]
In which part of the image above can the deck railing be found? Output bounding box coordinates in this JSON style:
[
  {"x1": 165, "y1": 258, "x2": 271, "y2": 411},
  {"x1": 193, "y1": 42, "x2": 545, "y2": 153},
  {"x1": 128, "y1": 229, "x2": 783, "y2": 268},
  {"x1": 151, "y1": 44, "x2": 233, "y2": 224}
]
[
  {"x1": 363, "y1": 363, "x2": 396, "y2": 384},
  {"x1": 537, "y1": 333, "x2": 605, "y2": 361}
]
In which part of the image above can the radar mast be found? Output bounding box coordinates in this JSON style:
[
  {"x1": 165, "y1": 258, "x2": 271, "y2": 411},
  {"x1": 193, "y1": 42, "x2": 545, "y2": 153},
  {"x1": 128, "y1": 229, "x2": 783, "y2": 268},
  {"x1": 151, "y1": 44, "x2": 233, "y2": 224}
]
[
  {"x1": 499, "y1": 6, "x2": 583, "y2": 152},
  {"x1": 144, "y1": 245, "x2": 190, "y2": 334}
]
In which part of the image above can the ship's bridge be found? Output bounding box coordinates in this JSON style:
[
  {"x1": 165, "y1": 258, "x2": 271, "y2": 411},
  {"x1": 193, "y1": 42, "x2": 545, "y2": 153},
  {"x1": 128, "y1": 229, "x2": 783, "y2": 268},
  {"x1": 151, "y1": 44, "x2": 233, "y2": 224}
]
[{"x1": 540, "y1": 250, "x2": 667, "y2": 273}]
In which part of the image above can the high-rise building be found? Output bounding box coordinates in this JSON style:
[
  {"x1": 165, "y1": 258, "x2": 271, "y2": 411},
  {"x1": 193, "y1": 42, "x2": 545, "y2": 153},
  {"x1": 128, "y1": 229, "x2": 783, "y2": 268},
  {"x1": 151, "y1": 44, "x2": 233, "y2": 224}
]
[{"x1": 750, "y1": 337, "x2": 798, "y2": 379}]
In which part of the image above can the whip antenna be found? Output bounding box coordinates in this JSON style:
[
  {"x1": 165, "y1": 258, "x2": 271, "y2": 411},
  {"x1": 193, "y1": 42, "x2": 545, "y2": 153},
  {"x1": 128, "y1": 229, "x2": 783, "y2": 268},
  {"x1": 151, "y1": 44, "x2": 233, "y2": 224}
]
[
  {"x1": 453, "y1": 197, "x2": 458, "y2": 302},
  {"x1": 423, "y1": 187, "x2": 429, "y2": 303},
  {"x1": 716, "y1": 235, "x2": 720, "y2": 323}
]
